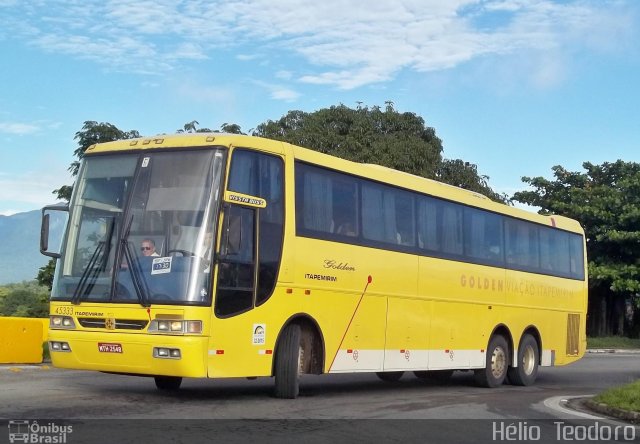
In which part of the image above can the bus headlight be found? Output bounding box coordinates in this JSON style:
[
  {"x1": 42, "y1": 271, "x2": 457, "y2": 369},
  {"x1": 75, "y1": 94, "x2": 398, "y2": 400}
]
[
  {"x1": 50, "y1": 316, "x2": 76, "y2": 329},
  {"x1": 153, "y1": 347, "x2": 181, "y2": 359},
  {"x1": 148, "y1": 320, "x2": 202, "y2": 335},
  {"x1": 49, "y1": 341, "x2": 72, "y2": 352}
]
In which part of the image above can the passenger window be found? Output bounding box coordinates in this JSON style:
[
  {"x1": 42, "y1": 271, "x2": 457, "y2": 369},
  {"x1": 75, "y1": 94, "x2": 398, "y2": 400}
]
[
  {"x1": 362, "y1": 183, "x2": 414, "y2": 247},
  {"x1": 540, "y1": 228, "x2": 570, "y2": 276},
  {"x1": 417, "y1": 197, "x2": 463, "y2": 255},
  {"x1": 464, "y1": 207, "x2": 504, "y2": 264},
  {"x1": 505, "y1": 219, "x2": 539, "y2": 269},
  {"x1": 295, "y1": 163, "x2": 358, "y2": 239},
  {"x1": 569, "y1": 234, "x2": 585, "y2": 280}
]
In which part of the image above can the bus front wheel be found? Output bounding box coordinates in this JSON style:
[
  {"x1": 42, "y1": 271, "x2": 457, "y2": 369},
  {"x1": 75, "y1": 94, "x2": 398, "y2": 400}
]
[
  {"x1": 507, "y1": 334, "x2": 539, "y2": 386},
  {"x1": 274, "y1": 324, "x2": 303, "y2": 399},
  {"x1": 475, "y1": 334, "x2": 508, "y2": 388},
  {"x1": 154, "y1": 376, "x2": 182, "y2": 390}
]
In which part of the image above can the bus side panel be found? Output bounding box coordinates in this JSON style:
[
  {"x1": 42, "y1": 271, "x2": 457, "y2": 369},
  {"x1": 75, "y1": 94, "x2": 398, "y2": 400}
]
[
  {"x1": 292, "y1": 237, "x2": 387, "y2": 373},
  {"x1": 325, "y1": 294, "x2": 386, "y2": 372},
  {"x1": 383, "y1": 297, "x2": 430, "y2": 370},
  {"x1": 419, "y1": 257, "x2": 505, "y2": 369},
  {"x1": 207, "y1": 300, "x2": 290, "y2": 378},
  {"x1": 504, "y1": 269, "x2": 587, "y2": 367}
]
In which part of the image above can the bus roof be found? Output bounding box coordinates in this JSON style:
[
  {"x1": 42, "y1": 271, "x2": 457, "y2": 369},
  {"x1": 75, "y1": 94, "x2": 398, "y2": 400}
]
[{"x1": 85, "y1": 133, "x2": 583, "y2": 234}]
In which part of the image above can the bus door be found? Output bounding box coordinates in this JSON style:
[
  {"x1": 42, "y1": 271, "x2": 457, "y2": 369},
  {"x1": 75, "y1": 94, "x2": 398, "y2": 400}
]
[{"x1": 208, "y1": 149, "x2": 285, "y2": 378}]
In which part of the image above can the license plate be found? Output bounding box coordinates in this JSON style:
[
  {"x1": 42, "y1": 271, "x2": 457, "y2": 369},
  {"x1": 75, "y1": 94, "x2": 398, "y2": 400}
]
[{"x1": 98, "y1": 343, "x2": 123, "y2": 353}]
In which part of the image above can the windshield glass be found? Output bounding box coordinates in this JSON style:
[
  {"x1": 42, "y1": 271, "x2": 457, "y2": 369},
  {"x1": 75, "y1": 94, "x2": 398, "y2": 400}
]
[{"x1": 52, "y1": 149, "x2": 226, "y2": 305}]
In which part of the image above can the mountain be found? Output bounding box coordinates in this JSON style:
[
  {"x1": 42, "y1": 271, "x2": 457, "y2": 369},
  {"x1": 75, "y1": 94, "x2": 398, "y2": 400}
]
[{"x1": 0, "y1": 208, "x2": 65, "y2": 285}]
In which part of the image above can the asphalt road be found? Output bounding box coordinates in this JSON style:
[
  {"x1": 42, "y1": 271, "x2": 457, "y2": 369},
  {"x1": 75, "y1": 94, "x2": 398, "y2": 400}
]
[{"x1": 1, "y1": 353, "x2": 639, "y2": 443}]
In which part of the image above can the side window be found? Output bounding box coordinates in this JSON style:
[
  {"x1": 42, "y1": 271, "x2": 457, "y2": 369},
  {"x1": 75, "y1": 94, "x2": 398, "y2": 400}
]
[
  {"x1": 362, "y1": 183, "x2": 395, "y2": 244},
  {"x1": 505, "y1": 219, "x2": 539, "y2": 269},
  {"x1": 362, "y1": 182, "x2": 415, "y2": 247},
  {"x1": 417, "y1": 197, "x2": 438, "y2": 251},
  {"x1": 569, "y1": 234, "x2": 585, "y2": 280},
  {"x1": 220, "y1": 149, "x2": 284, "y2": 313},
  {"x1": 417, "y1": 197, "x2": 463, "y2": 255},
  {"x1": 395, "y1": 192, "x2": 415, "y2": 247},
  {"x1": 297, "y1": 167, "x2": 333, "y2": 233},
  {"x1": 215, "y1": 205, "x2": 256, "y2": 317},
  {"x1": 295, "y1": 163, "x2": 358, "y2": 239},
  {"x1": 540, "y1": 227, "x2": 570, "y2": 276},
  {"x1": 464, "y1": 207, "x2": 504, "y2": 264}
]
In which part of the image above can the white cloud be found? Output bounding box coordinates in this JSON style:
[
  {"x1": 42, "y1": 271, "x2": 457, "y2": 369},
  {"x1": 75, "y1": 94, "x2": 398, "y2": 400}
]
[
  {"x1": 0, "y1": 122, "x2": 40, "y2": 135},
  {"x1": 275, "y1": 70, "x2": 293, "y2": 80},
  {"x1": 252, "y1": 80, "x2": 300, "y2": 102},
  {"x1": 0, "y1": 0, "x2": 635, "y2": 89}
]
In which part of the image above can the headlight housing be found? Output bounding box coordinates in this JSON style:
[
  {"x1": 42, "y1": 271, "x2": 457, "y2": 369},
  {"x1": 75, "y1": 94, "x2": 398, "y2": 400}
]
[
  {"x1": 148, "y1": 319, "x2": 202, "y2": 335},
  {"x1": 50, "y1": 316, "x2": 76, "y2": 329}
]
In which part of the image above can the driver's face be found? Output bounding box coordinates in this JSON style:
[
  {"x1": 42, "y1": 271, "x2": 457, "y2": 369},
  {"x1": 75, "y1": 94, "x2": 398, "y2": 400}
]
[{"x1": 141, "y1": 242, "x2": 155, "y2": 256}]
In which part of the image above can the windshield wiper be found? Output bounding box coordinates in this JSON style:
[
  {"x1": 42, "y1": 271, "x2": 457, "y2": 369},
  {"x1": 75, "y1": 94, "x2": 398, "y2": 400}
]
[
  {"x1": 71, "y1": 219, "x2": 115, "y2": 305},
  {"x1": 71, "y1": 241, "x2": 105, "y2": 305},
  {"x1": 120, "y1": 215, "x2": 151, "y2": 308}
]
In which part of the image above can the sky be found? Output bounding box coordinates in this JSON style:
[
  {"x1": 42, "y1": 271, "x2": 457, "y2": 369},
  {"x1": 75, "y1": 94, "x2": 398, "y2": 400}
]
[{"x1": 0, "y1": 0, "x2": 639, "y2": 216}]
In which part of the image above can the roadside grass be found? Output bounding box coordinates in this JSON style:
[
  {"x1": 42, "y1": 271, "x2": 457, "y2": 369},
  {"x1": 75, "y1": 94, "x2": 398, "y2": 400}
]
[
  {"x1": 593, "y1": 380, "x2": 640, "y2": 413},
  {"x1": 587, "y1": 336, "x2": 640, "y2": 349}
]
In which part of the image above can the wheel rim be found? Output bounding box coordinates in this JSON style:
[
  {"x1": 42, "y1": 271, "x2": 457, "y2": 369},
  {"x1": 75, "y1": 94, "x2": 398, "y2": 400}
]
[
  {"x1": 491, "y1": 346, "x2": 507, "y2": 379},
  {"x1": 297, "y1": 345, "x2": 304, "y2": 375},
  {"x1": 521, "y1": 345, "x2": 536, "y2": 375}
]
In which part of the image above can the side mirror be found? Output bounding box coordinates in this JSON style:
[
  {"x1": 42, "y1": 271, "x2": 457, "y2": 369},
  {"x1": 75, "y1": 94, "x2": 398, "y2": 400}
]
[{"x1": 40, "y1": 204, "x2": 68, "y2": 258}]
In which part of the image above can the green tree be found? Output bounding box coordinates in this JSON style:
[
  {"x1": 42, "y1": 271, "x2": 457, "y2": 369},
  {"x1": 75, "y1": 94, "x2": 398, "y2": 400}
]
[
  {"x1": 36, "y1": 259, "x2": 56, "y2": 291},
  {"x1": 437, "y1": 159, "x2": 508, "y2": 202},
  {"x1": 178, "y1": 121, "x2": 244, "y2": 134},
  {"x1": 254, "y1": 103, "x2": 505, "y2": 202},
  {"x1": 177, "y1": 120, "x2": 212, "y2": 133},
  {"x1": 220, "y1": 123, "x2": 245, "y2": 134},
  {"x1": 513, "y1": 161, "x2": 640, "y2": 336},
  {"x1": 0, "y1": 282, "x2": 50, "y2": 318}
]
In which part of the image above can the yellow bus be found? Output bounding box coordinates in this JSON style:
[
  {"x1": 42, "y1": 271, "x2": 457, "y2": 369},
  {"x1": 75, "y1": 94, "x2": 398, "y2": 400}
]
[{"x1": 40, "y1": 133, "x2": 587, "y2": 398}]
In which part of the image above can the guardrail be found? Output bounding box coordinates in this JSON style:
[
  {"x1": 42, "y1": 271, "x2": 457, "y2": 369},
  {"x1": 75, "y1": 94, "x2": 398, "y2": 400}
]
[{"x1": 0, "y1": 317, "x2": 48, "y2": 364}]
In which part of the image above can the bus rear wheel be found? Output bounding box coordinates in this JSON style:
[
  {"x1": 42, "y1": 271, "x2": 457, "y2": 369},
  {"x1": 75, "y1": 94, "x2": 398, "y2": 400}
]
[
  {"x1": 274, "y1": 324, "x2": 303, "y2": 399},
  {"x1": 154, "y1": 376, "x2": 182, "y2": 390},
  {"x1": 376, "y1": 371, "x2": 404, "y2": 382},
  {"x1": 507, "y1": 334, "x2": 539, "y2": 386},
  {"x1": 475, "y1": 334, "x2": 508, "y2": 388}
]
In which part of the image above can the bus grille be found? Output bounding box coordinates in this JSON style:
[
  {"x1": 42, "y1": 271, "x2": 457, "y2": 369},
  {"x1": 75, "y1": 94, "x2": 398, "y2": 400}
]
[
  {"x1": 566, "y1": 313, "x2": 580, "y2": 356},
  {"x1": 77, "y1": 318, "x2": 148, "y2": 330}
]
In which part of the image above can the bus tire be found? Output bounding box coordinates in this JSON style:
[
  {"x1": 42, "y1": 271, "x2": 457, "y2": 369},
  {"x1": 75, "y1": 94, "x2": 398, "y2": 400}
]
[
  {"x1": 274, "y1": 324, "x2": 302, "y2": 399},
  {"x1": 474, "y1": 334, "x2": 508, "y2": 388},
  {"x1": 154, "y1": 376, "x2": 182, "y2": 390},
  {"x1": 507, "y1": 334, "x2": 539, "y2": 386},
  {"x1": 376, "y1": 371, "x2": 404, "y2": 382}
]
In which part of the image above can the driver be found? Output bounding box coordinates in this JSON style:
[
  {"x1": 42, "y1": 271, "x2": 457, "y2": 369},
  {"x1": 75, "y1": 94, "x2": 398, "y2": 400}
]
[{"x1": 140, "y1": 238, "x2": 160, "y2": 257}]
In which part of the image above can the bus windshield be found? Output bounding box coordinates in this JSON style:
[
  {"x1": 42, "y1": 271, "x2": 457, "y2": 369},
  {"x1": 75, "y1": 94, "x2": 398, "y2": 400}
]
[{"x1": 51, "y1": 149, "x2": 226, "y2": 306}]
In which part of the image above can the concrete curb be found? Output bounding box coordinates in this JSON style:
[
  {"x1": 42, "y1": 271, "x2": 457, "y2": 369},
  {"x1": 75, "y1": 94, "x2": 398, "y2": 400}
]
[
  {"x1": 583, "y1": 399, "x2": 640, "y2": 424},
  {"x1": 586, "y1": 349, "x2": 640, "y2": 354}
]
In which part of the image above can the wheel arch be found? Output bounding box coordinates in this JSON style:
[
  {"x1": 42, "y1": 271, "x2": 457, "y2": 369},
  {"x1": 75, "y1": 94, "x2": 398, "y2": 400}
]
[
  {"x1": 272, "y1": 313, "x2": 325, "y2": 376},
  {"x1": 518, "y1": 325, "x2": 542, "y2": 366},
  {"x1": 489, "y1": 324, "x2": 514, "y2": 364}
]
